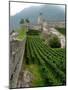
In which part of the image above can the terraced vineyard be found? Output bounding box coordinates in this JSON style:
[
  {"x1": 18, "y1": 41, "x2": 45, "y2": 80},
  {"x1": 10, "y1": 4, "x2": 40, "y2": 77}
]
[{"x1": 24, "y1": 30, "x2": 66, "y2": 87}]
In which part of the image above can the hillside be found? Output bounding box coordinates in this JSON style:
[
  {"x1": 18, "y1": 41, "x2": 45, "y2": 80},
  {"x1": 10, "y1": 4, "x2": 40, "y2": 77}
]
[{"x1": 10, "y1": 4, "x2": 65, "y2": 32}]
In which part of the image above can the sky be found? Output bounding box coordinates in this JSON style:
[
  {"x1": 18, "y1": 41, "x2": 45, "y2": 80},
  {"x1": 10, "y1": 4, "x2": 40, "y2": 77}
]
[
  {"x1": 10, "y1": 2, "x2": 65, "y2": 16},
  {"x1": 10, "y1": 2, "x2": 42, "y2": 16}
]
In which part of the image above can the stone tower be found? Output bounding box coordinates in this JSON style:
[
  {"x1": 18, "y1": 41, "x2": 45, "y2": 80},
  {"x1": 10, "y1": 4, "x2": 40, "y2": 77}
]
[
  {"x1": 37, "y1": 13, "x2": 43, "y2": 31},
  {"x1": 38, "y1": 13, "x2": 43, "y2": 25}
]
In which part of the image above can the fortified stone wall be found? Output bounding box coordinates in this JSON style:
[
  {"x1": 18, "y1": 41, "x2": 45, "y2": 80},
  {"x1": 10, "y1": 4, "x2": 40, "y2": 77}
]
[{"x1": 9, "y1": 38, "x2": 26, "y2": 88}]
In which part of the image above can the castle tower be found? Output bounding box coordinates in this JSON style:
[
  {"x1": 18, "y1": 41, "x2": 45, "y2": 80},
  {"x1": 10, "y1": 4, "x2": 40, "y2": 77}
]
[
  {"x1": 38, "y1": 13, "x2": 43, "y2": 25},
  {"x1": 37, "y1": 13, "x2": 43, "y2": 31}
]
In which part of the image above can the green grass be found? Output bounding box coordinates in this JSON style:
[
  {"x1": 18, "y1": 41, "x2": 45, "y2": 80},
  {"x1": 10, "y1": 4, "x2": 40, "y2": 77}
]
[
  {"x1": 24, "y1": 64, "x2": 45, "y2": 87},
  {"x1": 27, "y1": 29, "x2": 41, "y2": 35},
  {"x1": 16, "y1": 27, "x2": 28, "y2": 41}
]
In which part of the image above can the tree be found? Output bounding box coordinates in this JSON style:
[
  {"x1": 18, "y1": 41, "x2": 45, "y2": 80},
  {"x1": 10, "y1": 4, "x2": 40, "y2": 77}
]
[
  {"x1": 49, "y1": 36, "x2": 61, "y2": 48},
  {"x1": 25, "y1": 18, "x2": 30, "y2": 23},
  {"x1": 20, "y1": 18, "x2": 24, "y2": 24},
  {"x1": 40, "y1": 12, "x2": 42, "y2": 15},
  {"x1": 19, "y1": 18, "x2": 30, "y2": 29}
]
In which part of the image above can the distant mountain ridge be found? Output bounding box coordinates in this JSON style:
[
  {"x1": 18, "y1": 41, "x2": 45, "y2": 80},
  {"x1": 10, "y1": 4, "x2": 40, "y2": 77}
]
[{"x1": 10, "y1": 4, "x2": 65, "y2": 32}]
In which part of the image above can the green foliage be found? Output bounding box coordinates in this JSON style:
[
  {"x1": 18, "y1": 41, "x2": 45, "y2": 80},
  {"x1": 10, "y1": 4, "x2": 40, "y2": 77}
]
[
  {"x1": 20, "y1": 18, "x2": 30, "y2": 24},
  {"x1": 20, "y1": 18, "x2": 24, "y2": 24},
  {"x1": 25, "y1": 18, "x2": 30, "y2": 23},
  {"x1": 25, "y1": 64, "x2": 44, "y2": 86},
  {"x1": 16, "y1": 27, "x2": 27, "y2": 41},
  {"x1": 27, "y1": 29, "x2": 41, "y2": 35},
  {"x1": 55, "y1": 27, "x2": 66, "y2": 35},
  {"x1": 49, "y1": 36, "x2": 61, "y2": 48},
  {"x1": 24, "y1": 31, "x2": 66, "y2": 86}
]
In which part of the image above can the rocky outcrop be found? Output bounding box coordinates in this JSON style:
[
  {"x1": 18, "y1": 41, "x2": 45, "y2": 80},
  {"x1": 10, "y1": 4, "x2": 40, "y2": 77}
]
[{"x1": 17, "y1": 70, "x2": 33, "y2": 88}]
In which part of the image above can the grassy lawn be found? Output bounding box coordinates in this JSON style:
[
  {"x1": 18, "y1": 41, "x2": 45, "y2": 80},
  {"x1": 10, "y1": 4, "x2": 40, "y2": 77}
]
[
  {"x1": 24, "y1": 64, "x2": 45, "y2": 87},
  {"x1": 16, "y1": 27, "x2": 28, "y2": 41}
]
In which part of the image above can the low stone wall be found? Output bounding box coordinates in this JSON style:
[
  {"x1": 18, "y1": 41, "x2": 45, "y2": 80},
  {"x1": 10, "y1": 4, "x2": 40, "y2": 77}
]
[{"x1": 9, "y1": 38, "x2": 26, "y2": 88}]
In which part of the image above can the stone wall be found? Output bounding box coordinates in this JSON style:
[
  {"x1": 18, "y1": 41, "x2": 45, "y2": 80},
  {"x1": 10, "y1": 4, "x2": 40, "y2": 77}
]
[
  {"x1": 9, "y1": 38, "x2": 26, "y2": 88},
  {"x1": 47, "y1": 22, "x2": 65, "y2": 28}
]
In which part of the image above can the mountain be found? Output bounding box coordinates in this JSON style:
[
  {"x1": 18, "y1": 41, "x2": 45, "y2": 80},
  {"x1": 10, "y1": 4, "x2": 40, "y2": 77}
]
[{"x1": 10, "y1": 4, "x2": 65, "y2": 32}]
